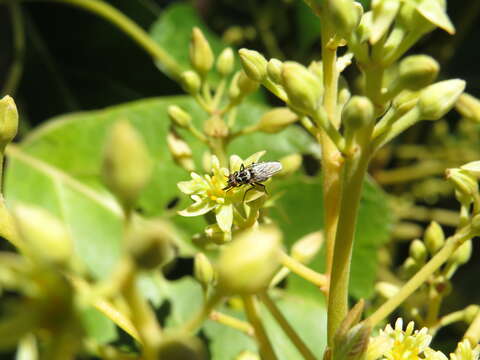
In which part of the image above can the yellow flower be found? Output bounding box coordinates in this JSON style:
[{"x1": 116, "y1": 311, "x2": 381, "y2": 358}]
[
  {"x1": 177, "y1": 152, "x2": 267, "y2": 233},
  {"x1": 450, "y1": 339, "x2": 480, "y2": 360}
]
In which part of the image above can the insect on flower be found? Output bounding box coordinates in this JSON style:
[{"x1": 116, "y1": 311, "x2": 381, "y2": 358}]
[{"x1": 223, "y1": 161, "x2": 282, "y2": 200}]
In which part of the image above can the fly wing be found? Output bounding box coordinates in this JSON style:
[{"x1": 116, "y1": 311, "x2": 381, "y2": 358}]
[{"x1": 250, "y1": 162, "x2": 282, "y2": 182}]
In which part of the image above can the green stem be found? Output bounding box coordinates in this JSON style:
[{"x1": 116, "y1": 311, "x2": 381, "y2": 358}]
[
  {"x1": 182, "y1": 291, "x2": 223, "y2": 334},
  {"x1": 425, "y1": 286, "x2": 443, "y2": 327},
  {"x1": 464, "y1": 307, "x2": 480, "y2": 346},
  {"x1": 366, "y1": 226, "x2": 475, "y2": 327},
  {"x1": 259, "y1": 293, "x2": 317, "y2": 360},
  {"x1": 279, "y1": 251, "x2": 328, "y2": 290},
  {"x1": 210, "y1": 138, "x2": 228, "y2": 168},
  {"x1": 210, "y1": 311, "x2": 254, "y2": 336},
  {"x1": 242, "y1": 295, "x2": 278, "y2": 360},
  {"x1": 19, "y1": 0, "x2": 182, "y2": 80}
]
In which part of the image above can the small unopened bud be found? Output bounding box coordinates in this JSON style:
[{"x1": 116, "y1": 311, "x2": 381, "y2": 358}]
[
  {"x1": 256, "y1": 107, "x2": 298, "y2": 133},
  {"x1": 446, "y1": 168, "x2": 478, "y2": 200},
  {"x1": 190, "y1": 27, "x2": 214, "y2": 75},
  {"x1": 370, "y1": 0, "x2": 401, "y2": 44},
  {"x1": 417, "y1": 79, "x2": 466, "y2": 120},
  {"x1": 205, "y1": 224, "x2": 231, "y2": 244},
  {"x1": 456, "y1": 93, "x2": 480, "y2": 123},
  {"x1": 464, "y1": 305, "x2": 480, "y2": 323},
  {"x1": 291, "y1": 231, "x2": 323, "y2": 264},
  {"x1": 217, "y1": 48, "x2": 234, "y2": 77},
  {"x1": 127, "y1": 219, "x2": 176, "y2": 270},
  {"x1": 281, "y1": 62, "x2": 321, "y2": 115},
  {"x1": 397, "y1": 55, "x2": 439, "y2": 91},
  {"x1": 217, "y1": 226, "x2": 281, "y2": 295},
  {"x1": 239, "y1": 49, "x2": 267, "y2": 82},
  {"x1": 401, "y1": 257, "x2": 421, "y2": 278},
  {"x1": 14, "y1": 204, "x2": 72, "y2": 266},
  {"x1": 334, "y1": 322, "x2": 371, "y2": 360},
  {"x1": 450, "y1": 240, "x2": 472, "y2": 266},
  {"x1": 326, "y1": 0, "x2": 362, "y2": 39},
  {"x1": 424, "y1": 221, "x2": 445, "y2": 255},
  {"x1": 181, "y1": 70, "x2": 202, "y2": 94},
  {"x1": 102, "y1": 121, "x2": 153, "y2": 209},
  {"x1": 342, "y1": 96, "x2": 374, "y2": 130},
  {"x1": 237, "y1": 71, "x2": 259, "y2": 95},
  {"x1": 194, "y1": 252, "x2": 215, "y2": 287},
  {"x1": 409, "y1": 239, "x2": 427, "y2": 264},
  {"x1": 203, "y1": 115, "x2": 229, "y2": 138},
  {"x1": 375, "y1": 281, "x2": 399, "y2": 298},
  {"x1": 461, "y1": 161, "x2": 480, "y2": 179},
  {"x1": 393, "y1": 90, "x2": 420, "y2": 115},
  {"x1": 167, "y1": 131, "x2": 195, "y2": 172},
  {"x1": 267, "y1": 58, "x2": 283, "y2": 83},
  {"x1": 158, "y1": 333, "x2": 206, "y2": 360},
  {"x1": 168, "y1": 105, "x2": 191, "y2": 128},
  {"x1": 279, "y1": 153, "x2": 303, "y2": 177},
  {"x1": 0, "y1": 95, "x2": 18, "y2": 148}
]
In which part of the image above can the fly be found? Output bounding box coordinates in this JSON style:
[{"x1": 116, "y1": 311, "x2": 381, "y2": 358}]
[{"x1": 223, "y1": 161, "x2": 282, "y2": 200}]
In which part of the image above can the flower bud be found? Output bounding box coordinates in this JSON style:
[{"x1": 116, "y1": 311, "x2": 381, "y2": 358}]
[
  {"x1": 0, "y1": 95, "x2": 18, "y2": 148},
  {"x1": 167, "y1": 131, "x2": 195, "y2": 172},
  {"x1": 397, "y1": 55, "x2": 439, "y2": 91},
  {"x1": 14, "y1": 204, "x2": 72, "y2": 266},
  {"x1": 450, "y1": 240, "x2": 472, "y2": 266},
  {"x1": 204, "y1": 224, "x2": 232, "y2": 244},
  {"x1": 461, "y1": 161, "x2": 480, "y2": 178},
  {"x1": 267, "y1": 58, "x2": 283, "y2": 83},
  {"x1": 229, "y1": 72, "x2": 242, "y2": 101},
  {"x1": 291, "y1": 231, "x2": 323, "y2": 264},
  {"x1": 158, "y1": 333, "x2": 206, "y2": 360},
  {"x1": 126, "y1": 219, "x2": 176, "y2": 270},
  {"x1": 217, "y1": 47, "x2": 234, "y2": 77},
  {"x1": 203, "y1": 115, "x2": 229, "y2": 138},
  {"x1": 326, "y1": 0, "x2": 362, "y2": 39},
  {"x1": 334, "y1": 322, "x2": 371, "y2": 360},
  {"x1": 239, "y1": 49, "x2": 268, "y2": 82},
  {"x1": 393, "y1": 90, "x2": 420, "y2": 115},
  {"x1": 415, "y1": 0, "x2": 455, "y2": 35},
  {"x1": 168, "y1": 105, "x2": 192, "y2": 128},
  {"x1": 342, "y1": 96, "x2": 374, "y2": 130},
  {"x1": 256, "y1": 107, "x2": 298, "y2": 133},
  {"x1": 456, "y1": 93, "x2": 480, "y2": 123},
  {"x1": 194, "y1": 252, "x2": 215, "y2": 287},
  {"x1": 102, "y1": 121, "x2": 153, "y2": 209},
  {"x1": 401, "y1": 257, "x2": 421, "y2": 279},
  {"x1": 370, "y1": 0, "x2": 400, "y2": 44},
  {"x1": 409, "y1": 239, "x2": 427, "y2": 264},
  {"x1": 375, "y1": 281, "x2": 399, "y2": 298},
  {"x1": 217, "y1": 226, "x2": 281, "y2": 295},
  {"x1": 424, "y1": 221, "x2": 445, "y2": 255},
  {"x1": 281, "y1": 62, "x2": 321, "y2": 115},
  {"x1": 189, "y1": 27, "x2": 214, "y2": 75},
  {"x1": 237, "y1": 71, "x2": 259, "y2": 95},
  {"x1": 279, "y1": 153, "x2": 303, "y2": 177},
  {"x1": 417, "y1": 79, "x2": 466, "y2": 120},
  {"x1": 446, "y1": 168, "x2": 478, "y2": 200},
  {"x1": 181, "y1": 70, "x2": 202, "y2": 94}
]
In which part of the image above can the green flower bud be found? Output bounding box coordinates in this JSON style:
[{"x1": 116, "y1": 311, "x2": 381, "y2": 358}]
[
  {"x1": 415, "y1": 0, "x2": 455, "y2": 35},
  {"x1": 424, "y1": 221, "x2": 445, "y2": 255},
  {"x1": 291, "y1": 231, "x2": 323, "y2": 264},
  {"x1": 189, "y1": 27, "x2": 214, "y2": 75},
  {"x1": 375, "y1": 281, "x2": 399, "y2": 298},
  {"x1": 0, "y1": 95, "x2": 19, "y2": 148},
  {"x1": 417, "y1": 79, "x2": 466, "y2": 120},
  {"x1": 256, "y1": 107, "x2": 298, "y2": 133},
  {"x1": 281, "y1": 62, "x2": 321, "y2": 115},
  {"x1": 126, "y1": 219, "x2": 176, "y2": 270},
  {"x1": 217, "y1": 47, "x2": 234, "y2": 77},
  {"x1": 203, "y1": 115, "x2": 229, "y2": 138},
  {"x1": 409, "y1": 239, "x2": 428, "y2": 264},
  {"x1": 217, "y1": 226, "x2": 281, "y2": 295},
  {"x1": 456, "y1": 93, "x2": 480, "y2": 123},
  {"x1": 401, "y1": 257, "x2": 421, "y2": 279},
  {"x1": 168, "y1": 105, "x2": 192, "y2": 128},
  {"x1": 342, "y1": 96, "x2": 374, "y2": 130},
  {"x1": 194, "y1": 252, "x2": 215, "y2": 287},
  {"x1": 167, "y1": 131, "x2": 195, "y2": 172},
  {"x1": 393, "y1": 90, "x2": 420, "y2": 115},
  {"x1": 235, "y1": 351, "x2": 260, "y2": 360},
  {"x1": 237, "y1": 70, "x2": 259, "y2": 95},
  {"x1": 229, "y1": 72, "x2": 242, "y2": 101},
  {"x1": 158, "y1": 333, "x2": 207, "y2": 360},
  {"x1": 450, "y1": 240, "x2": 472, "y2": 266},
  {"x1": 239, "y1": 49, "x2": 268, "y2": 82},
  {"x1": 326, "y1": 0, "x2": 362, "y2": 39},
  {"x1": 463, "y1": 305, "x2": 480, "y2": 323},
  {"x1": 334, "y1": 322, "x2": 371, "y2": 360},
  {"x1": 370, "y1": 0, "x2": 401, "y2": 44},
  {"x1": 181, "y1": 70, "x2": 202, "y2": 94},
  {"x1": 267, "y1": 58, "x2": 283, "y2": 83},
  {"x1": 279, "y1": 153, "x2": 303, "y2": 177},
  {"x1": 205, "y1": 224, "x2": 231, "y2": 244},
  {"x1": 446, "y1": 168, "x2": 478, "y2": 201},
  {"x1": 14, "y1": 204, "x2": 73, "y2": 266},
  {"x1": 102, "y1": 121, "x2": 153, "y2": 209},
  {"x1": 397, "y1": 55, "x2": 439, "y2": 91}
]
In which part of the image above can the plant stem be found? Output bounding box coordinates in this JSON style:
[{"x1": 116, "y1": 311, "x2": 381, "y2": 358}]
[
  {"x1": 20, "y1": 0, "x2": 182, "y2": 80},
  {"x1": 242, "y1": 295, "x2": 278, "y2": 360},
  {"x1": 182, "y1": 291, "x2": 223, "y2": 334},
  {"x1": 366, "y1": 227, "x2": 475, "y2": 327},
  {"x1": 259, "y1": 292, "x2": 317, "y2": 360},
  {"x1": 209, "y1": 311, "x2": 254, "y2": 336},
  {"x1": 464, "y1": 307, "x2": 480, "y2": 346},
  {"x1": 279, "y1": 251, "x2": 328, "y2": 290}
]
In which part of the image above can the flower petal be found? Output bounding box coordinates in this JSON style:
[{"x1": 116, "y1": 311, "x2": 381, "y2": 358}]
[
  {"x1": 178, "y1": 199, "x2": 216, "y2": 217},
  {"x1": 229, "y1": 155, "x2": 243, "y2": 172},
  {"x1": 244, "y1": 150, "x2": 266, "y2": 166},
  {"x1": 177, "y1": 181, "x2": 197, "y2": 194},
  {"x1": 215, "y1": 204, "x2": 233, "y2": 232}
]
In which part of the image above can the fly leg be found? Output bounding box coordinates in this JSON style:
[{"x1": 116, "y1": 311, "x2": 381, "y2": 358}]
[{"x1": 242, "y1": 183, "x2": 267, "y2": 202}]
